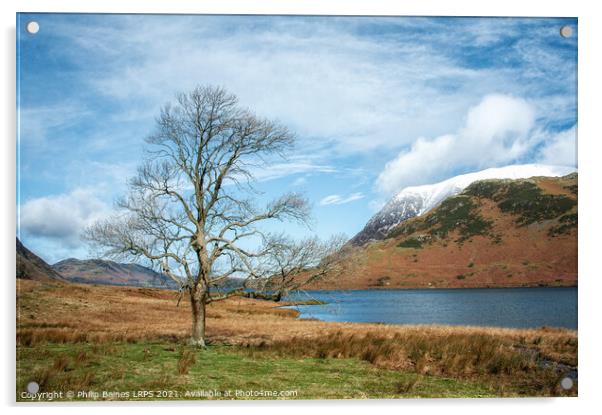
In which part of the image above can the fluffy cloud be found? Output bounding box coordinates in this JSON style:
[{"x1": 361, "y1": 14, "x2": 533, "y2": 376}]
[
  {"x1": 536, "y1": 126, "x2": 577, "y2": 166},
  {"x1": 319, "y1": 192, "x2": 364, "y2": 206},
  {"x1": 19, "y1": 189, "x2": 112, "y2": 248},
  {"x1": 375, "y1": 94, "x2": 560, "y2": 194}
]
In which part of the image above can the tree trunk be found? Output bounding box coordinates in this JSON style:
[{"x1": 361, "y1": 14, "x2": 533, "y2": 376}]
[{"x1": 189, "y1": 288, "x2": 206, "y2": 347}]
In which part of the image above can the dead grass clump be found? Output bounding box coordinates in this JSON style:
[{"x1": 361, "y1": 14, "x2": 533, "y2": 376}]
[
  {"x1": 75, "y1": 350, "x2": 88, "y2": 364},
  {"x1": 52, "y1": 356, "x2": 70, "y2": 372},
  {"x1": 256, "y1": 330, "x2": 548, "y2": 379},
  {"x1": 17, "y1": 328, "x2": 90, "y2": 346},
  {"x1": 29, "y1": 355, "x2": 96, "y2": 393},
  {"x1": 177, "y1": 349, "x2": 197, "y2": 375},
  {"x1": 395, "y1": 376, "x2": 422, "y2": 394},
  {"x1": 253, "y1": 331, "x2": 410, "y2": 369}
]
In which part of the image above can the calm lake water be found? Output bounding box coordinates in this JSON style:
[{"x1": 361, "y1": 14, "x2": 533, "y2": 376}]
[{"x1": 284, "y1": 287, "x2": 577, "y2": 329}]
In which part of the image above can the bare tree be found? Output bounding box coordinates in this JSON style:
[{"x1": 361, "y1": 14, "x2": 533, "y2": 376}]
[
  {"x1": 84, "y1": 85, "x2": 338, "y2": 347},
  {"x1": 212, "y1": 234, "x2": 348, "y2": 302}
]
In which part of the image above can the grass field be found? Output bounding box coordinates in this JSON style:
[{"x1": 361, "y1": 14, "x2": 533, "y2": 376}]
[
  {"x1": 18, "y1": 342, "x2": 497, "y2": 400},
  {"x1": 16, "y1": 280, "x2": 577, "y2": 400}
]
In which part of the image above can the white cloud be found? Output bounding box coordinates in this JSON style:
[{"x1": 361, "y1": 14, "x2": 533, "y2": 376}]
[
  {"x1": 536, "y1": 126, "x2": 577, "y2": 166},
  {"x1": 50, "y1": 15, "x2": 542, "y2": 157},
  {"x1": 19, "y1": 103, "x2": 91, "y2": 148},
  {"x1": 251, "y1": 162, "x2": 337, "y2": 182},
  {"x1": 375, "y1": 94, "x2": 546, "y2": 194},
  {"x1": 291, "y1": 177, "x2": 308, "y2": 187},
  {"x1": 319, "y1": 192, "x2": 364, "y2": 206},
  {"x1": 19, "y1": 189, "x2": 112, "y2": 248}
]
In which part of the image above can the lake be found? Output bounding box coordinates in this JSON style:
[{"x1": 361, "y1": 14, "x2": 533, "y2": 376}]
[{"x1": 284, "y1": 287, "x2": 577, "y2": 329}]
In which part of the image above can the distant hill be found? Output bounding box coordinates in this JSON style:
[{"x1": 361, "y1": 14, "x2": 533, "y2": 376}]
[
  {"x1": 312, "y1": 173, "x2": 577, "y2": 289},
  {"x1": 52, "y1": 258, "x2": 179, "y2": 289},
  {"x1": 52, "y1": 258, "x2": 247, "y2": 290},
  {"x1": 16, "y1": 238, "x2": 66, "y2": 282}
]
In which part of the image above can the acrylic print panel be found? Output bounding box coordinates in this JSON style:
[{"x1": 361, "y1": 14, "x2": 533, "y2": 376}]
[{"x1": 16, "y1": 13, "x2": 577, "y2": 401}]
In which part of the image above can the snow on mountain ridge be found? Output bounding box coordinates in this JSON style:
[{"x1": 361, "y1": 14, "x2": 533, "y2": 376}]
[
  {"x1": 350, "y1": 164, "x2": 576, "y2": 246},
  {"x1": 394, "y1": 164, "x2": 576, "y2": 214}
]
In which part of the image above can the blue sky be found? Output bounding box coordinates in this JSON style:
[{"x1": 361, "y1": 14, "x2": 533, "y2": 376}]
[{"x1": 16, "y1": 14, "x2": 577, "y2": 263}]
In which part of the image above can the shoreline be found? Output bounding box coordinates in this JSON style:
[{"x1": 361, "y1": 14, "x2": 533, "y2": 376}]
[{"x1": 291, "y1": 284, "x2": 578, "y2": 293}]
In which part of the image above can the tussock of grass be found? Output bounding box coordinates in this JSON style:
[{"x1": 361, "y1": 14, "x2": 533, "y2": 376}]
[
  {"x1": 177, "y1": 348, "x2": 197, "y2": 375},
  {"x1": 17, "y1": 328, "x2": 184, "y2": 346}
]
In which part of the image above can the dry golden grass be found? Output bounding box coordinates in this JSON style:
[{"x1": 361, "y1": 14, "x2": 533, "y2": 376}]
[
  {"x1": 177, "y1": 348, "x2": 197, "y2": 375},
  {"x1": 16, "y1": 279, "x2": 577, "y2": 396}
]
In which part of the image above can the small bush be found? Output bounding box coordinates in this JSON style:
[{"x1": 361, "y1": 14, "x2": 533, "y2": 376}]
[
  {"x1": 548, "y1": 213, "x2": 578, "y2": 236},
  {"x1": 397, "y1": 238, "x2": 423, "y2": 249}
]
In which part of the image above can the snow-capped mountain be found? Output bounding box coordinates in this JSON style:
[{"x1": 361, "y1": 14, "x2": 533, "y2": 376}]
[{"x1": 349, "y1": 164, "x2": 576, "y2": 246}]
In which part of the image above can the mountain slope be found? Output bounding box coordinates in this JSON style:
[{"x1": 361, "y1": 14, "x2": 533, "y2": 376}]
[
  {"x1": 52, "y1": 258, "x2": 179, "y2": 289},
  {"x1": 16, "y1": 238, "x2": 66, "y2": 282},
  {"x1": 350, "y1": 164, "x2": 576, "y2": 246},
  {"x1": 314, "y1": 173, "x2": 577, "y2": 289}
]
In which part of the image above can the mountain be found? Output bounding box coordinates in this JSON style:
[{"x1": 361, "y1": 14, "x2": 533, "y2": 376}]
[
  {"x1": 350, "y1": 164, "x2": 576, "y2": 246},
  {"x1": 312, "y1": 173, "x2": 577, "y2": 289},
  {"x1": 16, "y1": 238, "x2": 66, "y2": 282},
  {"x1": 52, "y1": 258, "x2": 179, "y2": 289}
]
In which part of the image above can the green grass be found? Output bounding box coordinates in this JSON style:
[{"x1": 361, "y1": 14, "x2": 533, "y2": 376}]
[
  {"x1": 388, "y1": 196, "x2": 493, "y2": 243},
  {"x1": 464, "y1": 179, "x2": 576, "y2": 226},
  {"x1": 17, "y1": 342, "x2": 496, "y2": 401},
  {"x1": 564, "y1": 183, "x2": 578, "y2": 196},
  {"x1": 548, "y1": 213, "x2": 578, "y2": 236},
  {"x1": 397, "y1": 237, "x2": 423, "y2": 249},
  {"x1": 425, "y1": 196, "x2": 492, "y2": 242},
  {"x1": 285, "y1": 299, "x2": 327, "y2": 306}
]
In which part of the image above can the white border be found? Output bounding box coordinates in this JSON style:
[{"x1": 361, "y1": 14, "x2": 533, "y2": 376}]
[{"x1": 2, "y1": 1, "x2": 601, "y2": 414}]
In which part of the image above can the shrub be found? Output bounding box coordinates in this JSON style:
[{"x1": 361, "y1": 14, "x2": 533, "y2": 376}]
[
  {"x1": 548, "y1": 213, "x2": 578, "y2": 236},
  {"x1": 397, "y1": 238, "x2": 423, "y2": 249}
]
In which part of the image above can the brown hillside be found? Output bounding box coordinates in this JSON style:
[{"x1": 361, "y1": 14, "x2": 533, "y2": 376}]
[
  {"x1": 16, "y1": 238, "x2": 66, "y2": 282},
  {"x1": 311, "y1": 174, "x2": 577, "y2": 290}
]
